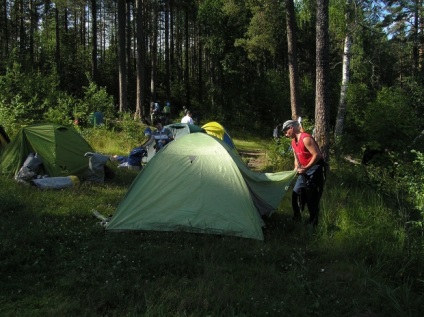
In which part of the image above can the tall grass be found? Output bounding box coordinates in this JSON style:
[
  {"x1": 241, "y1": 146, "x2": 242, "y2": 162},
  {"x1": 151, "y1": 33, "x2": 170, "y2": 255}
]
[{"x1": 0, "y1": 130, "x2": 423, "y2": 316}]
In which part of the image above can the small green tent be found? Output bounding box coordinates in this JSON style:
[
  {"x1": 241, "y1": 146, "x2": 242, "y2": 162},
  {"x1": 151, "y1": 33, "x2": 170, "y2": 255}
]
[
  {"x1": 0, "y1": 123, "x2": 94, "y2": 178},
  {"x1": 106, "y1": 133, "x2": 296, "y2": 240}
]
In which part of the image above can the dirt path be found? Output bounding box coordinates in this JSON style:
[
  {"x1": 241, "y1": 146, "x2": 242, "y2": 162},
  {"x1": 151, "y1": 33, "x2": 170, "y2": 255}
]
[{"x1": 238, "y1": 150, "x2": 268, "y2": 171}]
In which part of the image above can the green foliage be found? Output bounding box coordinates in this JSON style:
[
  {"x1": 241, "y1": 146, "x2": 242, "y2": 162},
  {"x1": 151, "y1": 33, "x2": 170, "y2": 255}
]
[
  {"x1": 0, "y1": 63, "x2": 60, "y2": 131},
  {"x1": 409, "y1": 150, "x2": 424, "y2": 211},
  {"x1": 0, "y1": 65, "x2": 116, "y2": 131},
  {"x1": 80, "y1": 80, "x2": 116, "y2": 122},
  {"x1": 362, "y1": 87, "x2": 418, "y2": 152},
  {"x1": 235, "y1": 0, "x2": 284, "y2": 61},
  {"x1": 112, "y1": 112, "x2": 147, "y2": 148},
  {"x1": 43, "y1": 93, "x2": 77, "y2": 126},
  {"x1": 0, "y1": 94, "x2": 34, "y2": 135},
  {"x1": 403, "y1": 151, "x2": 424, "y2": 243},
  {"x1": 267, "y1": 137, "x2": 293, "y2": 172}
]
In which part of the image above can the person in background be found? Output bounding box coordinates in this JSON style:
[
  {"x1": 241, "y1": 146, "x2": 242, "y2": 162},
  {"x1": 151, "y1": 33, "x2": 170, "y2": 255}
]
[
  {"x1": 163, "y1": 101, "x2": 171, "y2": 124},
  {"x1": 273, "y1": 123, "x2": 282, "y2": 141},
  {"x1": 282, "y1": 119, "x2": 326, "y2": 226},
  {"x1": 181, "y1": 110, "x2": 194, "y2": 124},
  {"x1": 150, "y1": 102, "x2": 161, "y2": 123},
  {"x1": 145, "y1": 118, "x2": 174, "y2": 153}
]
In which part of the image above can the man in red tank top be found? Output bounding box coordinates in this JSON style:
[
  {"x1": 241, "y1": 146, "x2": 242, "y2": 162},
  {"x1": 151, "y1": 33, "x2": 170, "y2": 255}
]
[{"x1": 282, "y1": 120, "x2": 325, "y2": 226}]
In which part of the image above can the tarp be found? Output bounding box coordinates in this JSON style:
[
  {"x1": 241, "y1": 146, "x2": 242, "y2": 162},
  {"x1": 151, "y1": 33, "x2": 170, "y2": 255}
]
[
  {"x1": 106, "y1": 133, "x2": 296, "y2": 240},
  {"x1": 0, "y1": 123, "x2": 94, "y2": 178}
]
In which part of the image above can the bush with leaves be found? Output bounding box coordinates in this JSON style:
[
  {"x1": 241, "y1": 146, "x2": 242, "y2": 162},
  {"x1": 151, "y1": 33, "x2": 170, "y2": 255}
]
[
  {"x1": 0, "y1": 63, "x2": 61, "y2": 131},
  {"x1": 43, "y1": 93, "x2": 78, "y2": 126},
  {"x1": 73, "y1": 80, "x2": 116, "y2": 127},
  {"x1": 362, "y1": 87, "x2": 419, "y2": 153},
  {"x1": 267, "y1": 137, "x2": 293, "y2": 172}
]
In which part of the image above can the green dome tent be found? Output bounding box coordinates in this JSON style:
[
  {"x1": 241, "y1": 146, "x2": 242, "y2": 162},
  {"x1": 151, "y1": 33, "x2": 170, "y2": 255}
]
[
  {"x1": 0, "y1": 123, "x2": 94, "y2": 178},
  {"x1": 106, "y1": 133, "x2": 296, "y2": 240},
  {"x1": 144, "y1": 122, "x2": 206, "y2": 163}
]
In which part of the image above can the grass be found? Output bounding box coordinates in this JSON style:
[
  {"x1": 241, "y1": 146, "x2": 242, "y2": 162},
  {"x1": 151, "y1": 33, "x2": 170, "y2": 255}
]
[{"x1": 0, "y1": 129, "x2": 423, "y2": 316}]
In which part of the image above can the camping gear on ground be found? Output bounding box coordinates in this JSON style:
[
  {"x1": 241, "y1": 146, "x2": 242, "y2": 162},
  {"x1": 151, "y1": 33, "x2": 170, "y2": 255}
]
[
  {"x1": 14, "y1": 152, "x2": 44, "y2": 184},
  {"x1": 32, "y1": 176, "x2": 80, "y2": 189},
  {"x1": 0, "y1": 123, "x2": 94, "y2": 179},
  {"x1": 106, "y1": 133, "x2": 296, "y2": 240},
  {"x1": 127, "y1": 147, "x2": 147, "y2": 167},
  {"x1": 114, "y1": 147, "x2": 148, "y2": 170},
  {"x1": 84, "y1": 152, "x2": 111, "y2": 183}
]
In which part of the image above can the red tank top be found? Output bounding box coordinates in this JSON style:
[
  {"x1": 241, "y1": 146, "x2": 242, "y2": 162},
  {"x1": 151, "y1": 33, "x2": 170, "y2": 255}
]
[{"x1": 292, "y1": 133, "x2": 313, "y2": 167}]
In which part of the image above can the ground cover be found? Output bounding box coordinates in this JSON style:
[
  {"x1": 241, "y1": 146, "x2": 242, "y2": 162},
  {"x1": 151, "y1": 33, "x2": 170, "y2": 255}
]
[{"x1": 0, "y1": 131, "x2": 422, "y2": 317}]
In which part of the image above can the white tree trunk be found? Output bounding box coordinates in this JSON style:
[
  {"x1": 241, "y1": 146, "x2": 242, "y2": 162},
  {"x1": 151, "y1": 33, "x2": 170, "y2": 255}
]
[{"x1": 334, "y1": 30, "x2": 351, "y2": 140}]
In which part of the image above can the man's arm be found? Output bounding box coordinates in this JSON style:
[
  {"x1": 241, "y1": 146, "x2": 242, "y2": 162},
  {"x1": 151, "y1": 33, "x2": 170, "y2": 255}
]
[{"x1": 142, "y1": 135, "x2": 155, "y2": 147}]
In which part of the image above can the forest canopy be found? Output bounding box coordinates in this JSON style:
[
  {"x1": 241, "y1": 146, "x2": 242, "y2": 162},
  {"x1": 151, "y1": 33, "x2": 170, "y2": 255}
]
[{"x1": 0, "y1": 0, "x2": 423, "y2": 146}]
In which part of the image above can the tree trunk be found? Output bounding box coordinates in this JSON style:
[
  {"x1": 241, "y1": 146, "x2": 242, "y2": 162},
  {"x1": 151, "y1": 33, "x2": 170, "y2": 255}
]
[
  {"x1": 165, "y1": 0, "x2": 171, "y2": 101},
  {"x1": 19, "y1": 0, "x2": 25, "y2": 63},
  {"x1": 29, "y1": 0, "x2": 35, "y2": 67},
  {"x1": 1, "y1": 0, "x2": 9, "y2": 63},
  {"x1": 126, "y1": 0, "x2": 132, "y2": 81},
  {"x1": 412, "y1": 0, "x2": 419, "y2": 76},
  {"x1": 198, "y1": 21, "x2": 203, "y2": 104},
  {"x1": 135, "y1": 0, "x2": 146, "y2": 120},
  {"x1": 150, "y1": 3, "x2": 158, "y2": 103},
  {"x1": 118, "y1": 0, "x2": 128, "y2": 112},
  {"x1": 91, "y1": 0, "x2": 98, "y2": 83},
  {"x1": 315, "y1": 0, "x2": 330, "y2": 161},
  {"x1": 55, "y1": 6, "x2": 60, "y2": 72},
  {"x1": 419, "y1": 0, "x2": 424, "y2": 72},
  {"x1": 170, "y1": 0, "x2": 175, "y2": 82},
  {"x1": 334, "y1": 0, "x2": 352, "y2": 141},
  {"x1": 285, "y1": 0, "x2": 302, "y2": 120},
  {"x1": 184, "y1": 7, "x2": 190, "y2": 108}
]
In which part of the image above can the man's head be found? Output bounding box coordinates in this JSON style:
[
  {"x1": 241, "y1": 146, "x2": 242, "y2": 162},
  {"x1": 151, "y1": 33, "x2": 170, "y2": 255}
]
[{"x1": 282, "y1": 120, "x2": 299, "y2": 137}]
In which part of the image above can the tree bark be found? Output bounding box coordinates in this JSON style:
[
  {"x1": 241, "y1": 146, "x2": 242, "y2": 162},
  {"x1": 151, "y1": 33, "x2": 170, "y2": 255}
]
[
  {"x1": 126, "y1": 0, "x2": 132, "y2": 80},
  {"x1": 184, "y1": 7, "x2": 190, "y2": 107},
  {"x1": 165, "y1": 0, "x2": 171, "y2": 101},
  {"x1": 419, "y1": 0, "x2": 424, "y2": 72},
  {"x1": 135, "y1": 0, "x2": 146, "y2": 120},
  {"x1": 29, "y1": 0, "x2": 35, "y2": 67},
  {"x1": 2, "y1": 0, "x2": 9, "y2": 63},
  {"x1": 315, "y1": 0, "x2": 330, "y2": 161},
  {"x1": 118, "y1": 0, "x2": 128, "y2": 112},
  {"x1": 334, "y1": 0, "x2": 352, "y2": 141},
  {"x1": 91, "y1": 0, "x2": 98, "y2": 83},
  {"x1": 170, "y1": 0, "x2": 175, "y2": 82},
  {"x1": 150, "y1": 3, "x2": 158, "y2": 103},
  {"x1": 285, "y1": 0, "x2": 302, "y2": 120},
  {"x1": 55, "y1": 6, "x2": 60, "y2": 72}
]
